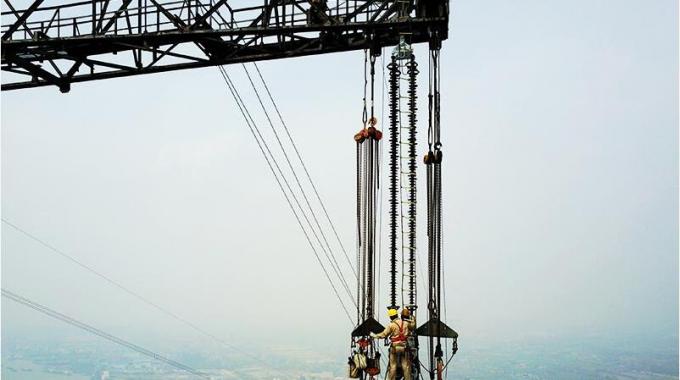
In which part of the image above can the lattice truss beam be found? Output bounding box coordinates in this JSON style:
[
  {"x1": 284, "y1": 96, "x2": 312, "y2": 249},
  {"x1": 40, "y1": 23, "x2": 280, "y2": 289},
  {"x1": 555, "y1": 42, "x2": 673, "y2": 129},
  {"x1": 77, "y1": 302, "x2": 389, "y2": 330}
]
[{"x1": 1, "y1": 0, "x2": 447, "y2": 91}]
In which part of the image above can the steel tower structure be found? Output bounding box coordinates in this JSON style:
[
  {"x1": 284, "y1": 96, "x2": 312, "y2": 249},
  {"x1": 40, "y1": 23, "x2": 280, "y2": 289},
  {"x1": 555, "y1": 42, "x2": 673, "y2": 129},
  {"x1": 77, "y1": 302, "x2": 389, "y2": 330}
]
[{"x1": 1, "y1": 0, "x2": 448, "y2": 92}]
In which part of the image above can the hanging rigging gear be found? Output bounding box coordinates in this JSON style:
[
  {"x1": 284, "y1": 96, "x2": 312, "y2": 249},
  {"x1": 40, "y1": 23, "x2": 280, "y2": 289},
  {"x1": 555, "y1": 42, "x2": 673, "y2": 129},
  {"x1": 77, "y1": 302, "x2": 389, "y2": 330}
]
[
  {"x1": 416, "y1": 33, "x2": 459, "y2": 380},
  {"x1": 350, "y1": 48, "x2": 384, "y2": 380},
  {"x1": 351, "y1": 28, "x2": 457, "y2": 380}
]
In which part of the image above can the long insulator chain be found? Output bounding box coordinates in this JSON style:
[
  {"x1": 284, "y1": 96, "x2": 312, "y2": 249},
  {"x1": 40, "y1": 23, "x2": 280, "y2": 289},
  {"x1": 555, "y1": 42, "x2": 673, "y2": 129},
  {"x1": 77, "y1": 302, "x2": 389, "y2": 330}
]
[
  {"x1": 387, "y1": 55, "x2": 400, "y2": 311},
  {"x1": 406, "y1": 54, "x2": 419, "y2": 309}
]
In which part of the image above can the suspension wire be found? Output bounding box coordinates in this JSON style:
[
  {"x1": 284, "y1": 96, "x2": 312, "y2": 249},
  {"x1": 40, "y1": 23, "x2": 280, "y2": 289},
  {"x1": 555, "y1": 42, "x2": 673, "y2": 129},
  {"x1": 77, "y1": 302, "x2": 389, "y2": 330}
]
[
  {"x1": 435, "y1": 45, "x2": 444, "y2": 376},
  {"x1": 439, "y1": 89, "x2": 450, "y2": 374},
  {"x1": 362, "y1": 49, "x2": 369, "y2": 126},
  {"x1": 427, "y1": 46, "x2": 433, "y2": 151},
  {"x1": 240, "y1": 64, "x2": 356, "y2": 305},
  {"x1": 218, "y1": 66, "x2": 354, "y2": 324},
  {"x1": 252, "y1": 62, "x2": 357, "y2": 279},
  {"x1": 0, "y1": 218, "x2": 275, "y2": 367},
  {"x1": 425, "y1": 46, "x2": 436, "y2": 380},
  {"x1": 424, "y1": 36, "x2": 455, "y2": 378},
  {"x1": 222, "y1": 65, "x2": 355, "y2": 308},
  {"x1": 376, "y1": 47, "x2": 386, "y2": 315},
  {"x1": 369, "y1": 53, "x2": 376, "y2": 126},
  {"x1": 2, "y1": 288, "x2": 210, "y2": 379},
  {"x1": 433, "y1": 48, "x2": 443, "y2": 357}
]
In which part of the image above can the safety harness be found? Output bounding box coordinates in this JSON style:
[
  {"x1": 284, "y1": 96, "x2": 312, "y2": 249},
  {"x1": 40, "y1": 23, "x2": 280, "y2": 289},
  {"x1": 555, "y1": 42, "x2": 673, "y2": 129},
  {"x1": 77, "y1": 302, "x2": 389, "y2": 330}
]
[{"x1": 391, "y1": 320, "x2": 408, "y2": 345}]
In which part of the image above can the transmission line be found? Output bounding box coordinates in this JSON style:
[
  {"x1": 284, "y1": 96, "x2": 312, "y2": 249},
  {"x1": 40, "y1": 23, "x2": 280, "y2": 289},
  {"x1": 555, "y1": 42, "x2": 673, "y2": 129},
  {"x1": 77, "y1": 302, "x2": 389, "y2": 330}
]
[
  {"x1": 2, "y1": 288, "x2": 210, "y2": 379},
  {"x1": 252, "y1": 62, "x2": 357, "y2": 278},
  {"x1": 217, "y1": 65, "x2": 355, "y2": 324},
  {"x1": 241, "y1": 63, "x2": 355, "y2": 301},
  {"x1": 219, "y1": 64, "x2": 356, "y2": 307},
  {"x1": 0, "y1": 218, "x2": 272, "y2": 368}
]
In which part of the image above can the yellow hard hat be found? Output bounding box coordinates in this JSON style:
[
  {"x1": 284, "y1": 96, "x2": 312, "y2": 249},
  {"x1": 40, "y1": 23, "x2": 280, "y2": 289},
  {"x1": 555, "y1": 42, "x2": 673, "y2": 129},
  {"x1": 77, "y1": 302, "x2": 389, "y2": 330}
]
[{"x1": 387, "y1": 308, "x2": 398, "y2": 317}]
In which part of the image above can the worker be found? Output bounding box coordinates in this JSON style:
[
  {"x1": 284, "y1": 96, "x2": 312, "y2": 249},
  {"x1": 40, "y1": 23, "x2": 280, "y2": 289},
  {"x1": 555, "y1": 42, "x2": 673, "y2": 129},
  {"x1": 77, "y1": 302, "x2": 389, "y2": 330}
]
[{"x1": 370, "y1": 308, "x2": 416, "y2": 380}]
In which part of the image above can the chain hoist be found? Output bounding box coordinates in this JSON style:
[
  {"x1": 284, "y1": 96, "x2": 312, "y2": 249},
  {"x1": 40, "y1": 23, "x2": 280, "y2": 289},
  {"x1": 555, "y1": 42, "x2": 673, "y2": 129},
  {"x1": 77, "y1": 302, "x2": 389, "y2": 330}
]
[
  {"x1": 350, "y1": 48, "x2": 384, "y2": 380},
  {"x1": 418, "y1": 33, "x2": 458, "y2": 380}
]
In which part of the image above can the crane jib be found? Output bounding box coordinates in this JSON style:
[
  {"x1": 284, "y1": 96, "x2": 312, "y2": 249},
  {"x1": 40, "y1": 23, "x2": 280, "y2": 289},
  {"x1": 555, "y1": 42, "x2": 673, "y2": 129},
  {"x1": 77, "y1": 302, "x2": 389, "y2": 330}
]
[{"x1": 1, "y1": 0, "x2": 449, "y2": 92}]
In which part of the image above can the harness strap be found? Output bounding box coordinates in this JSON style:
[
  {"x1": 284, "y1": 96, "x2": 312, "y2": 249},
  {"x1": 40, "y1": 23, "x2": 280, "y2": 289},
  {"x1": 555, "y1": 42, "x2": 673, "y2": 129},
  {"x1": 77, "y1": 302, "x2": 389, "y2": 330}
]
[{"x1": 392, "y1": 320, "x2": 407, "y2": 344}]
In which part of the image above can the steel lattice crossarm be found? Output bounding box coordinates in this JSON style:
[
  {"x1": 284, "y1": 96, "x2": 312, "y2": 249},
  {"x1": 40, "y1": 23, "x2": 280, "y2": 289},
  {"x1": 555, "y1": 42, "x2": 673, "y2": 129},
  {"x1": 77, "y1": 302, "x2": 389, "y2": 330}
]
[{"x1": 1, "y1": 0, "x2": 448, "y2": 92}]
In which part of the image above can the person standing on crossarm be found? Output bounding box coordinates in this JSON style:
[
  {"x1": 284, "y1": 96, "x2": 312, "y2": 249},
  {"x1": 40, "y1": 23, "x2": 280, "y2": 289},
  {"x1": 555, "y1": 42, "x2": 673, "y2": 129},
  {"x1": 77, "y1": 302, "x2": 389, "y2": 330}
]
[{"x1": 371, "y1": 307, "x2": 416, "y2": 380}]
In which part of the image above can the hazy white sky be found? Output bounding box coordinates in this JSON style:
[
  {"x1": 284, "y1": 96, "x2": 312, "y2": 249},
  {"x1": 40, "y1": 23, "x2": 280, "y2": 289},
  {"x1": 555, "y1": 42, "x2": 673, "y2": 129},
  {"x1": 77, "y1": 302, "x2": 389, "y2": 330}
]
[{"x1": 2, "y1": 0, "x2": 677, "y2": 361}]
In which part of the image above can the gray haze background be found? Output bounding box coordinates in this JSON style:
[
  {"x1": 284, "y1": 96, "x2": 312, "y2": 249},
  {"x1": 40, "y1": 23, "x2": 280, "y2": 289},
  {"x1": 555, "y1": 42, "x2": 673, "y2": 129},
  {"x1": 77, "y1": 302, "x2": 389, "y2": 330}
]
[{"x1": 2, "y1": 0, "x2": 678, "y2": 370}]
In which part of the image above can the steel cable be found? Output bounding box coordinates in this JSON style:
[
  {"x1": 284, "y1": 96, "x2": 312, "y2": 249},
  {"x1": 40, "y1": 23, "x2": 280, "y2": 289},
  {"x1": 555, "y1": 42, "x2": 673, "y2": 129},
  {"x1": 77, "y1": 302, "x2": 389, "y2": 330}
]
[
  {"x1": 252, "y1": 63, "x2": 358, "y2": 279},
  {"x1": 225, "y1": 66, "x2": 356, "y2": 307},
  {"x1": 2, "y1": 288, "x2": 210, "y2": 379},
  {"x1": 218, "y1": 66, "x2": 355, "y2": 324},
  {"x1": 0, "y1": 218, "x2": 274, "y2": 368},
  {"x1": 376, "y1": 47, "x2": 386, "y2": 316},
  {"x1": 241, "y1": 64, "x2": 356, "y2": 305}
]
